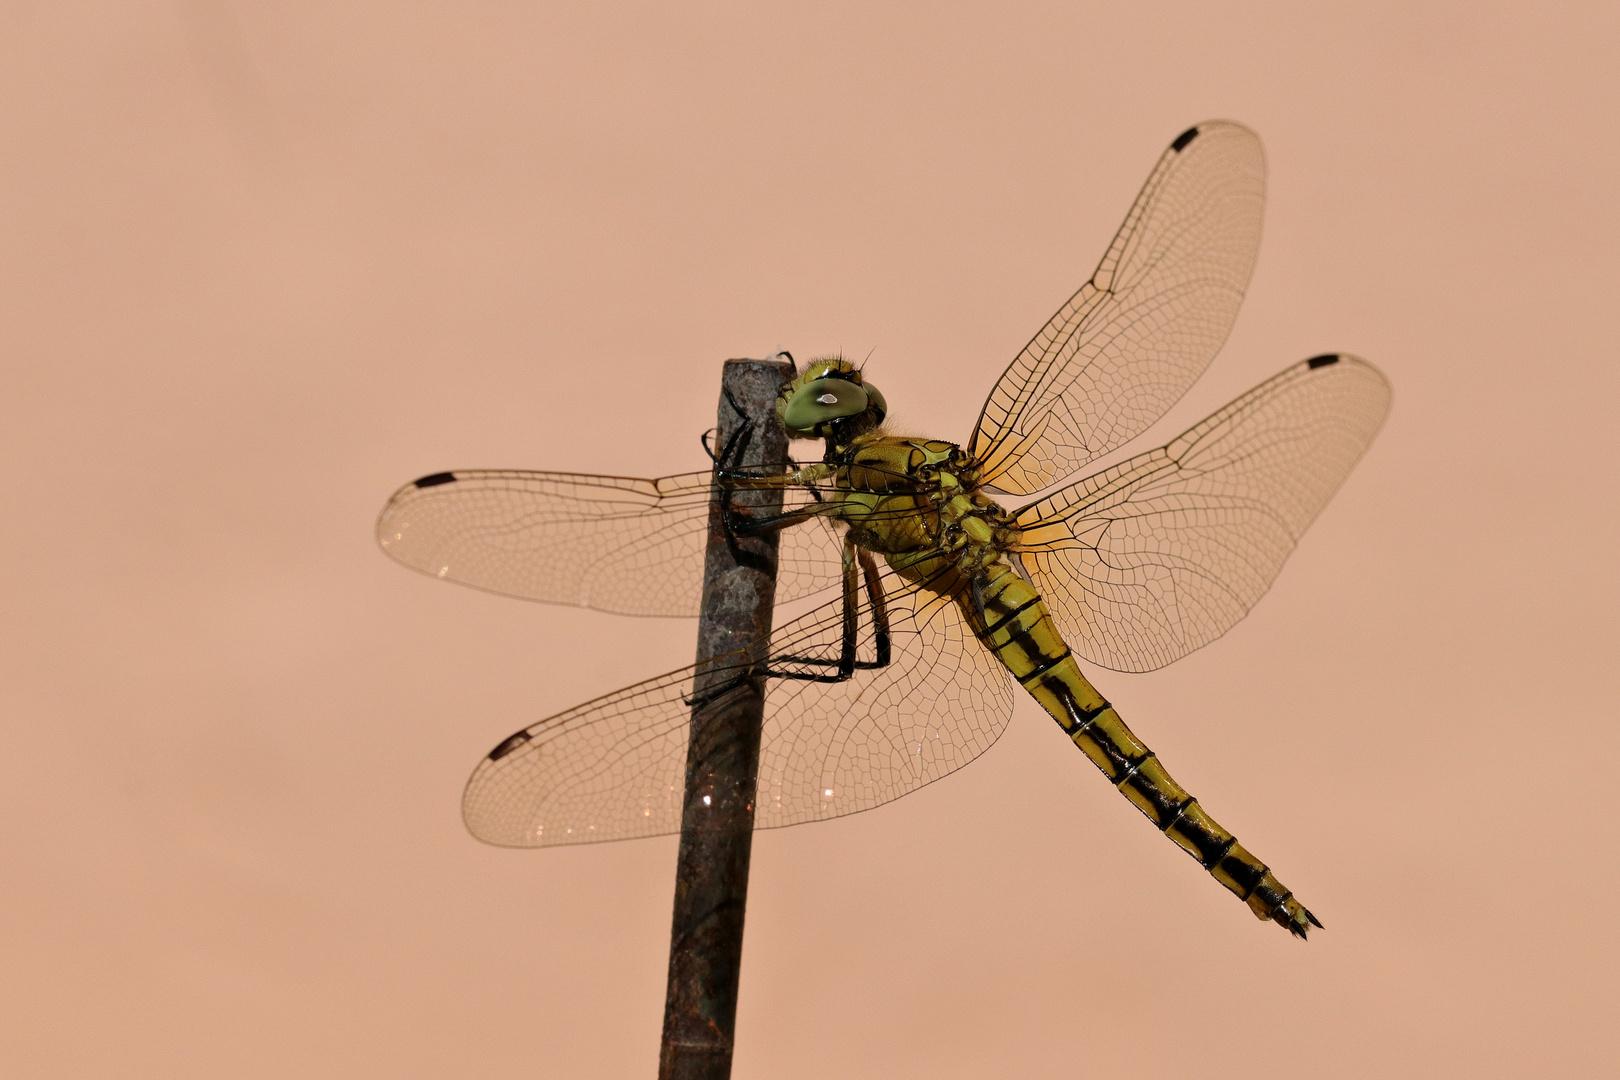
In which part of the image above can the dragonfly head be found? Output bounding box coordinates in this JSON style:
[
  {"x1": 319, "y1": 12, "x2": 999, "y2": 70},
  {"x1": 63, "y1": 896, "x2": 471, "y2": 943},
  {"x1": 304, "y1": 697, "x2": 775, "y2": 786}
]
[{"x1": 777, "y1": 356, "x2": 887, "y2": 442}]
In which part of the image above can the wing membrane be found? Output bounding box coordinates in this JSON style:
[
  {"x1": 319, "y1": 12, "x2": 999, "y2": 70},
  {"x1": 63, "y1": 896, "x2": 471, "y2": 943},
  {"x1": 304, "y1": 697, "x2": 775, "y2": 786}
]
[
  {"x1": 376, "y1": 469, "x2": 848, "y2": 617},
  {"x1": 461, "y1": 562, "x2": 1015, "y2": 846},
  {"x1": 970, "y1": 121, "x2": 1266, "y2": 495},
  {"x1": 1012, "y1": 355, "x2": 1391, "y2": 673}
]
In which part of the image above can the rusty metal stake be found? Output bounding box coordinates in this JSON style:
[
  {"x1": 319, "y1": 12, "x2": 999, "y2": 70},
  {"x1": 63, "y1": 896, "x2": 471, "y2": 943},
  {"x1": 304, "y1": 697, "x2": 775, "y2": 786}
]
[{"x1": 658, "y1": 357, "x2": 795, "y2": 1080}]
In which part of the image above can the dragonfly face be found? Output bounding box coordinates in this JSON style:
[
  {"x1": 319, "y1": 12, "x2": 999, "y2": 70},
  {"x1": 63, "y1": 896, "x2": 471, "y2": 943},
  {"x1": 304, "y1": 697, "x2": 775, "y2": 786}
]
[
  {"x1": 777, "y1": 357, "x2": 886, "y2": 444},
  {"x1": 377, "y1": 121, "x2": 1391, "y2": 939}
]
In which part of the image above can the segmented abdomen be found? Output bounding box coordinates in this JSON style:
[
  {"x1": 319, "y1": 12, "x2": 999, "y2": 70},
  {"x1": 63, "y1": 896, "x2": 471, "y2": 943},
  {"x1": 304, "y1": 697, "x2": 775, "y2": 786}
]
[{"x1": 963, "y1": 560, "x2": 1321, "y2": 938}]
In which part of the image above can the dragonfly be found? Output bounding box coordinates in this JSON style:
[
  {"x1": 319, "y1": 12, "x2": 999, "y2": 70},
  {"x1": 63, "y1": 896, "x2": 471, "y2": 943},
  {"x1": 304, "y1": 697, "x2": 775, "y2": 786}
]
[{"x1": 377, "y1": 121, "x2": 1389, "y2": 939}]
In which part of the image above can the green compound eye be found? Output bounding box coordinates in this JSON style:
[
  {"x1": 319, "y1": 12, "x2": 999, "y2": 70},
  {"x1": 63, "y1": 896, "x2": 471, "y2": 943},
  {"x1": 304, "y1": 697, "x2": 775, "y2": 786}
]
[
  {"x1": 860, "y1": 381, "x2": 886, "y2": 422},
  {"x1": 782, "y1": 377, "x2": 870, "y2": 432}
]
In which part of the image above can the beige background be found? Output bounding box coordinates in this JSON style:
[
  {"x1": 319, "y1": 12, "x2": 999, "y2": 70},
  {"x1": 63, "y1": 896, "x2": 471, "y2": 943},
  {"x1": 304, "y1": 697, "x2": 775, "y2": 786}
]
[{"x1": 4, "y1": 3, "x2": 1616, "y2": 1077}]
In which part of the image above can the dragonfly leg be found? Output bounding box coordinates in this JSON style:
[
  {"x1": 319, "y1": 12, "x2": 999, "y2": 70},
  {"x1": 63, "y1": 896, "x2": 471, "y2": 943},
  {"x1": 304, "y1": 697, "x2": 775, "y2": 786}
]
[
  {"x1": 716, "y1": 390, "x2": 756, "y2": 473},
  {"x1": 711, "y1": 389, "x2": 813, "y2": 540},
  {"x1": 762, "y1": 537, "x2": 892, "y2": 682},
  {"x1": 722, "y1": 498, "x2": 840, "y2": 542},
  {"x1": 682, "y1": 650, "x2": 766, "y2": 711},
  {"x1": 686, "y1": 538, "x2": 894, "y2": 709},
  {"x1": 857, "y1": 547, "x2": 892, "y2": 668},
  {"x1": 702, "y1": 382, "x2": 771, "y2": 463},
  {"x1": 681, "y1": 532, "x2": 894, "y2": 712},
  {"x1": 718, "y1": 466, "x2": 840, "y2": 543}
]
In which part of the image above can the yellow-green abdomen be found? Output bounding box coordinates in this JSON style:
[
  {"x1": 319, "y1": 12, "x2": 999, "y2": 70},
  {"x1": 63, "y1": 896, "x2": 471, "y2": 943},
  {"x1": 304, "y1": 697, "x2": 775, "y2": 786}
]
[{"x1": 963, "y1": 561, "x2": 1321, "y2": 938}]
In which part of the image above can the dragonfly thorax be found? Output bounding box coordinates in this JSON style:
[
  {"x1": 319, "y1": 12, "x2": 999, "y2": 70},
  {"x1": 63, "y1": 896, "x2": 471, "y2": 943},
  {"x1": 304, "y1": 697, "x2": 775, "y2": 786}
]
[{"x1": 828, "y1": 432, "x2": 1016, "y2": 579}]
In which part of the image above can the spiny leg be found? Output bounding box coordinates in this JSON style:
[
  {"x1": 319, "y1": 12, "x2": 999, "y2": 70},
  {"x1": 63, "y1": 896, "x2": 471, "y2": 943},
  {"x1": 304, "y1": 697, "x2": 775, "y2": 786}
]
[
  {"x1": 857, "y1": 548, "x2": 891, "y2": 668},
  {"x1": 720, "y1": 494, "x2": 839, "y2": 543},
  {"x1": 683, "y1": 536, "x2": 893, "y2": 709},
  {"x1": 703, "y1": 350, "x2": 794, "y2": 463},
  {"x1": 765, "y1": 534, "x2": 891, "y2": 681},
  {"x1": 706, "y1": 384, "x2": 755, "y2": 468}
]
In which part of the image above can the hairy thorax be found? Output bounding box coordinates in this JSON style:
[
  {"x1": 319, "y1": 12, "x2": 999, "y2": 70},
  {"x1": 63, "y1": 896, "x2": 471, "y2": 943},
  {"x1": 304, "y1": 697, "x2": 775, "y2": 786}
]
[{"x1": 830, "y1": 433, "x2": 1018, "y2": 585}]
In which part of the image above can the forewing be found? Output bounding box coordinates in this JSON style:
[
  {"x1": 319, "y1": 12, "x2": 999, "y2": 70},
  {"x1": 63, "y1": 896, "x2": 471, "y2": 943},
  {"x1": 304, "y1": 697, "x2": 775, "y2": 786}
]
[
  {"x1": 461, "y1": 564, "x2": 1015, "y2": 846},
  {"x1": 971, "y1": 121, "x2": 1266, "y2": 495},
  {"x1": 376, "y1": 469, "x2": 846, "y2": 617},
  {"x1": 1012, "y1": 355, "x2": 1391, "y2": 673}
]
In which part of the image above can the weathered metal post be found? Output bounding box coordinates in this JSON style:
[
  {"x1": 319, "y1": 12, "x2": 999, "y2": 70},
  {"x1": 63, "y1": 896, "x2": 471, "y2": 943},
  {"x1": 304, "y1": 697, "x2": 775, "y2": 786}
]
[{"x1": 659, "y1": 357, "x2": 795, "y2": 1080}]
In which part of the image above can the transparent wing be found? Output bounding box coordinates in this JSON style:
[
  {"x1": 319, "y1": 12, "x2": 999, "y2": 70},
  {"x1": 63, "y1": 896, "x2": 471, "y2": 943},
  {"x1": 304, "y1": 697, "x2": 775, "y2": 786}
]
[
  {"x1": 461, "y1": 562, "x2": 1015, "y2": 846},
  {"x1": 970, "y1": 121, "x2": 1266, "y2": 496},
  {"x1": 375, "y1": 468, "x2": 848, "y2": 617},
  {"x1": 1012, "y1": 354, "x2": 1391, "y2": 673}
]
